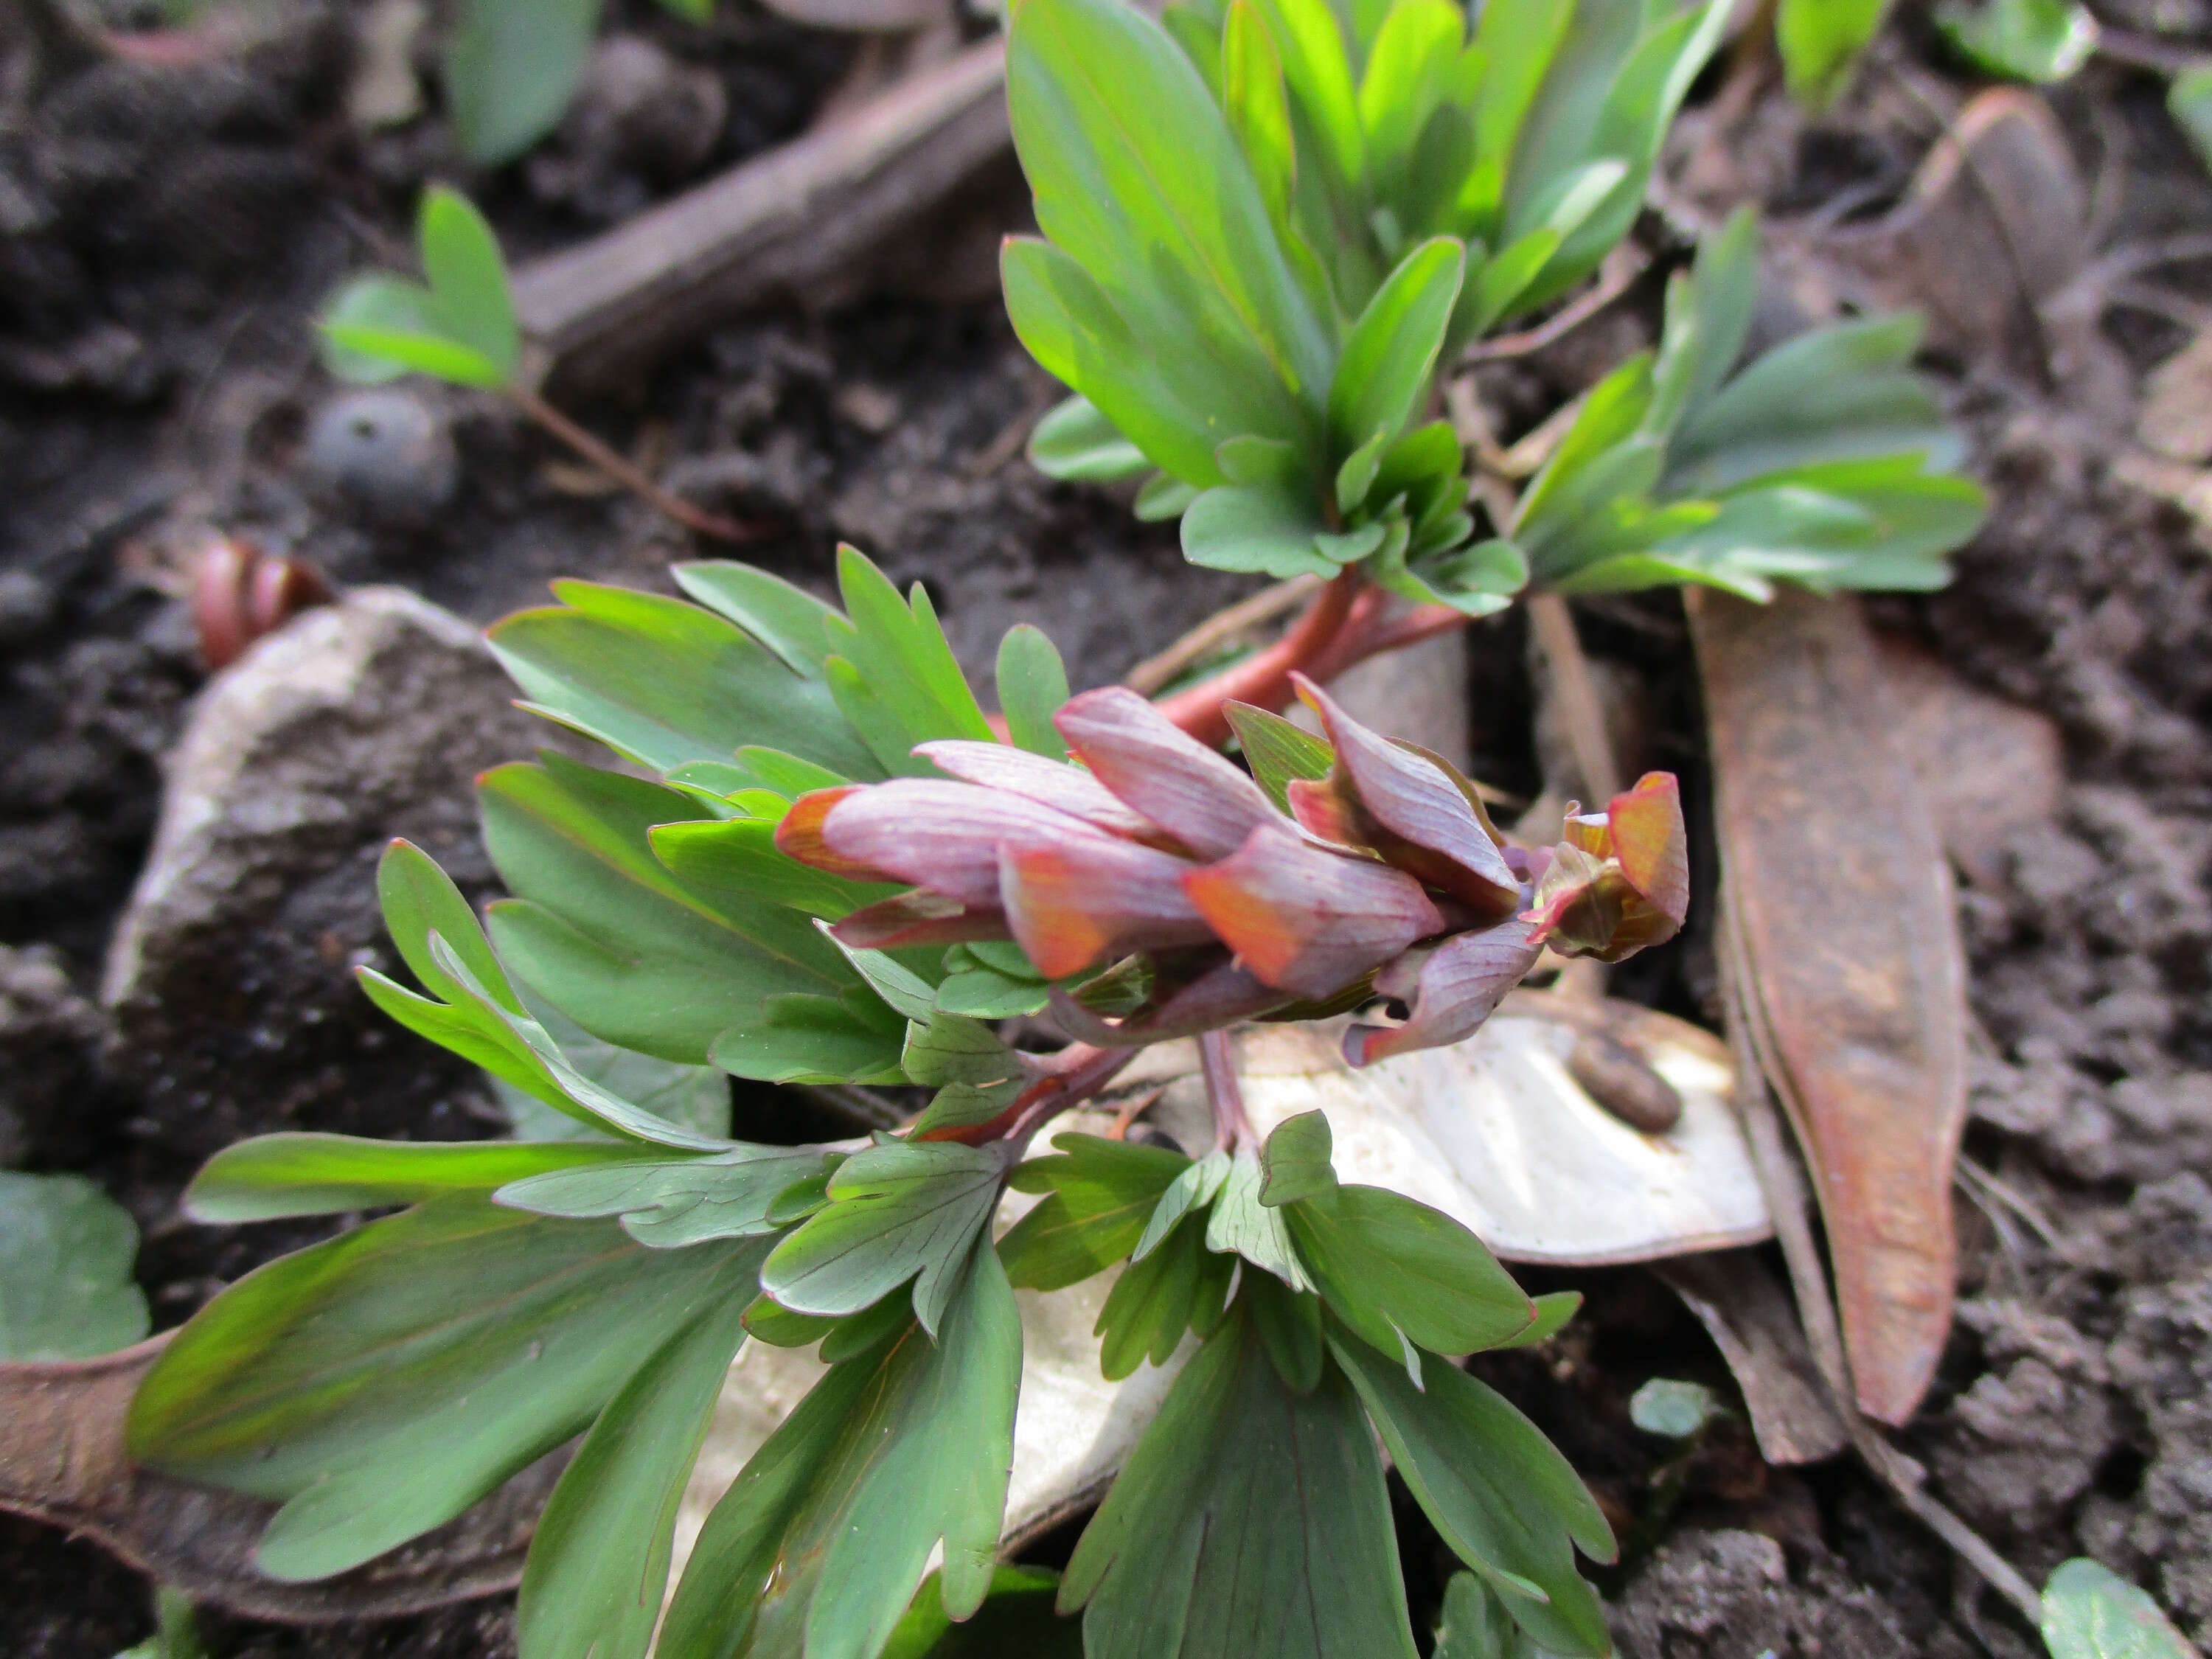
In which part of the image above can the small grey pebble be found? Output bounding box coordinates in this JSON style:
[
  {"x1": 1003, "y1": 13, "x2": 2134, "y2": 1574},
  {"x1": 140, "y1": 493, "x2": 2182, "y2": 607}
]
[
  {"x1": 0, "y1": 570, "x2": 57, "y2": 648},
  {"x1": 302, "y1": 389, "x2": 459, "y2": 524}
]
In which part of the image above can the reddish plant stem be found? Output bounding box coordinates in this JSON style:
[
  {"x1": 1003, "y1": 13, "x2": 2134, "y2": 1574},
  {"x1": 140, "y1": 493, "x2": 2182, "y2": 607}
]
[
  {"x1": 1198, "y1": 1029, "x2": 1253, "y2": 1152},
  {"x1": 1151, "y1": 568, "x2": 1363, "y2": 745},
  {"x1": 919, "y1": 1042, "x2": 1139, "y2": 1150},
  {"x1": 509, "y1": 388, "x2": 762, "y2": 545}
]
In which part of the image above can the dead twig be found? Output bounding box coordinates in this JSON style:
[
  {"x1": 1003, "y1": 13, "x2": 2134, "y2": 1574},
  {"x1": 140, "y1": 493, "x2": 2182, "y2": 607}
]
[
  {"x1": 511, "y1": 41, "x2": 1009, "y2": 394},
  {"x1": 509, "y1": 388, "x2": 760, "y2": 544},
  {"x1": 1458, "y1": 245, "x2": 1649, "y2": 367}
]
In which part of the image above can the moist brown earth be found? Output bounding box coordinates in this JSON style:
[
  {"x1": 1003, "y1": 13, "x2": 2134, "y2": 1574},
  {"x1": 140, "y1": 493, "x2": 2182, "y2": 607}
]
[{"x1": 3, "y1": 3, "x2": 2209, "y2": 1655}]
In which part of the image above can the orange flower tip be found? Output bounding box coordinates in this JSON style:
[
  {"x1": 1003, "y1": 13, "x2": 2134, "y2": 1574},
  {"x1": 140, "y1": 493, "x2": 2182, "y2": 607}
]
[{"x1": 773, "y1": 787, "x2": 880, "y2": 879}]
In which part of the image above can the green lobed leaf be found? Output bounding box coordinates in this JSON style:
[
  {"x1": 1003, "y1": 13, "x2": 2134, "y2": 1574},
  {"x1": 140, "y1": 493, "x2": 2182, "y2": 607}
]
[
  {"x1": 445, "y1": 0, "x2": 599, "y2": 164},
  {"x1": 495, "y1": 1147, "x2": 835, "y2": 1248},
  {"x1": 825, "y1": 546, "x2": 997, "y2": 775},
  {"x1": 359, "y1": 841, "x2": 734, "y2": 1150},
  {"x1": 1326, "y1": 236, "x2": 1467, "y2": 463},
  {"x1": 0, "y1": 1172, "x2": 150, "y2": 1361},
  {"x1": 1135, "y1": 1146, "x2": 1232, "y2": 1259},
  {"x1": 2171, "y1": 66, "x2": 2212, "y2": 178},
  {"x1": 1205, "y1": 1145, "x2": 1314, "y2": 1289},
  {"x1": 479, "y1": 754, "x2": 861, "y2": 1065},
  {"x1": 518, "y1": 1287, "x2": 752, "y2": 1659},
  {"x1": 1276, "y1": 1112, "x2": 1535, "y2": 1355},
  {"x1": 1225, "y1": 700, "x2": 1336, "y2": 812},
  {"x1": 1182, "y1": 479, "x2": 1336, "y2": 578},
  {"x1": 1029, "y1": 395, "x2": 1152, "y2": 483},
  {"x1": 1097, "y1": 1214, "x2": 1208, "y2": 1380},
  {"x1": 1001, "y1": 1133, "x2": 1194, "y2": 1292},
  {"x1": 998, "y1": 623, "x2": 1073, "y2": 759},
  {"x1": 1332, "y1": 1324, "x2": 1613, "y2": 1655},
  {"x1": 320, "y1": 274, "x2": 508, "y2": 390},
  {"x1": 1433, "y1": 1572, "x2": 1519, "y2": 1659},
  {"x1": 487, "y1": 578, "x2": 876, "y2": 782},
  {"x1": 1062, "y1": 1307, "x2": 1419, "y2": 1658},
  {"x1": 1257, "y1": 1108, "x2": 1337, "y2": 1206},
  {"x1": 1629, "y1": 1376, "x2": 1724, "y2": 1439},
  {"x1": 661, "y1": 1242, "x2": 1020, "y2": 1659},
  {"x1": 129, "y1": 1199, "x2": 766, "y2": 1582},
  {"x1": 418, "y1": 186, "x2": 521, "y2": 381},
  {"x1": 184, "y1": 1133, "x2": 662, "y2": 1223},
  {"x1": 761, "y1": 1138, "x2": 1012, "y2": 1336}
]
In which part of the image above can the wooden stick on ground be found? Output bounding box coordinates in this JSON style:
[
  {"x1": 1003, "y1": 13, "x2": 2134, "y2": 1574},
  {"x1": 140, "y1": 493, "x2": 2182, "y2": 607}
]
[{"x1": 511, "y1": 41, "x2": 1011, "y2": 394}]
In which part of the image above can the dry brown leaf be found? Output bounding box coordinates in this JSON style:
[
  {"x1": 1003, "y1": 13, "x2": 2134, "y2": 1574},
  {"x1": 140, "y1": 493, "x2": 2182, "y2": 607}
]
[
  {"x1": 1658, "y1": 1253, "x2": 1850, "y2": 1466},
  {"x1": 2140, "y1": 330, "x2": 2212, "y2": 465},
  {"x1": 0, "y1": 1335, "x2": 558, "y2": 1620},
  {"x1": 1691, "y1": 589, "x2": 1969, "y2": 1427}
]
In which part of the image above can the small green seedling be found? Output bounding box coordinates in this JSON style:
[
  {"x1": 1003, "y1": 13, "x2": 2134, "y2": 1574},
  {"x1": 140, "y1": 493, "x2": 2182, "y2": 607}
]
[
  {"x1": 1776, "y1": 0, "x2": 1891, "y2": 109},
  {"x1": 1935, "y1": 0, "x2": 2101, "y2": 83},
  {"x1": 2040, "y1": 1558, "x2": 2196, "y2": 1659},
  {"x1": 0, "y1": 1171, "x2": 150, "y2": 1362},
  {"x1": 321, "y1": 187, "x2": 751, "y2": 541},
  {"x1": 447, "y1": 0, "x2": 714, "y2": 166},
  {"x1": 1627, "y1": 1376, "x2": 1726, "y2": 1439}
]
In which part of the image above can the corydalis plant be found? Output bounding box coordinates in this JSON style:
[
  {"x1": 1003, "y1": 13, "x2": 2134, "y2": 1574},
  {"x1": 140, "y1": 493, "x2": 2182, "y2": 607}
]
[
  {"x1": 127, "y1": 547, "x2": 1665, "y2": 1659},
  {"x1": 1007, "y1": 0, "x2": 1986, "y2": 608}
]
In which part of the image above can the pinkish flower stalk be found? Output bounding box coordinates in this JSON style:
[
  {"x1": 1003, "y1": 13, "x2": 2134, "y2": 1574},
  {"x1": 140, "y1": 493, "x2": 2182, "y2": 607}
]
[{"x1": 776, "y1": 672, "x2": 1689, "y2": 1075}]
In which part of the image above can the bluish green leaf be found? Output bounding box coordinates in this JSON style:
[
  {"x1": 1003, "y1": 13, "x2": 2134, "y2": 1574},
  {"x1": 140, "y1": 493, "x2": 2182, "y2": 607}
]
[
  {"x1": 883, "y1": 1566, "x2": 1085, "y2": 1659},
  {"x1": 1284, "y1": 1175, "x2": 1534, "y2": 1355},
  {"x1": 998, "y1": 624, "x2": 1073, "y2": 759},
  {"x1": 1135, "y1": 1146, "x2": 1232, "y2": 1259},
  {"x1": 418, "y1": 186, "x2": 521, "y2": 380},
  {"x1": 184, "y1": 1134, "x2": 658, "y2": 1223},
  {"x1": 518, "y1": 1288, "x2": 752, "y2": 1659},
  {"x1": 1331, "y1": 1324, "x2": 1613, "y2": 1655},
  {"x1": 487, "y1": 579, "x2": 875, "y2": 781},
  {"x1": 2040, "y1": 1558, "x2": 2195, "y2": 1659},
  {"x1": 1029, "y1": 396, "x2": 1152, "y2": 482},
  {"x1": 1326, "y1": 236, "x2": 1466, "y2": 460},
  {"x1": 762, "y1": 1139, "x2": 1011, "y2": 1336},
  {"x1": 1257, "y1": 1110, "x2": 1337, "y2": 1206},
  {"x1": 0, "y1": 1172, "x2": 149, "y2": 1360},
  {"x1": 1062, "y1": 1311, "x2": 1419, "y2": 1659},
  {"x1": 1183, "y1": 479, "x2": 1335, "y2": 577},
  {"x1": 129, "y1": 1200, "x2": 765, "y2": 1582},
  {"x1": 1205, "y1": 1146, "x2": 1313, "y2": 1289},
  {"x1": 1628, "y1": 1376, "x2": 1723, "y2": 1439},
  {"x1": 661, "y1": 1243, "x2": 1020, "y2": 1659},
  {"x1": 1098, "y1": 1214, "x2": 1206, "y2": 1379},
  {"x1": 1935, "y1": 0, "x2": 2098, "y2": 83},
  {"x1": 445, "y1": 0, "x2": 599, "y2": 164},
  {"x1": 495, "y1": 1146, "x2": 833, "y2": 1248},
  {"x1": 479, "y1": 756, "x2": 858, "y2": 1065},
  {"x1": 1001, "y1": 1134, "x2": 1194, "y2": 1292}
]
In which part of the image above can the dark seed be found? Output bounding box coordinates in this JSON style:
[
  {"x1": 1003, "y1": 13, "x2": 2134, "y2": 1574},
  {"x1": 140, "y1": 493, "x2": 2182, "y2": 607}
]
[{"x1": 1568, "y1": 1031, "x2": 1683, "y2": 1133}]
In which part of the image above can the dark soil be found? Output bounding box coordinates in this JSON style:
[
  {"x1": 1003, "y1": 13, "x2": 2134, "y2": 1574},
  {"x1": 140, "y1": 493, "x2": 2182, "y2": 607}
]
[{"x1": 2, "y1": 1, "x2": 2209, "y2": 1655}]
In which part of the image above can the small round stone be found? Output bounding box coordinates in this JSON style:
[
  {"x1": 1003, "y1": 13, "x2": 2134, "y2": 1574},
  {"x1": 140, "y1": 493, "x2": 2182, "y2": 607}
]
[{"x1": 302, "y1": 389, "x2": 459, "y2": 525}]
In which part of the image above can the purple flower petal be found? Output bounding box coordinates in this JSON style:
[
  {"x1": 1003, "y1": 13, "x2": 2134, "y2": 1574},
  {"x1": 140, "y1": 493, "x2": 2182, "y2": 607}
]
[
  {"x1": 914, "y1": 740, "x2": 1158, "y2": 840},
  {"x1": 999, "y1": 832, "x2": 1213, "y2": 978},
  {"x1": 813, "y1": 779, "x2": 1093, "y2": 908},
  {"x1": 1183, "y1": 823, "x2": 1445, "y2": 999},
  {"x1": 1343, "y1": 917, "x2": 1543, "y2": 1065},
  {"x1": 1055, "y1": 686, "x2": 1279, "y2": 860},
  {"x1": 1291, "y1": 673, "x2": 1520, "y2": 912}
]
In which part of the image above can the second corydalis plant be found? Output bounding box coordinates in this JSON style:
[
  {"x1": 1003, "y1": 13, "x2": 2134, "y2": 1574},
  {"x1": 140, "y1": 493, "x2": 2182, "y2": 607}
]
[
  {"x1": 776, "y1": 673, "x2": 1686, "y2": 1074},
  {"x1": 1006, "y1": 0, "x2": 1987, "y2": 610}
]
